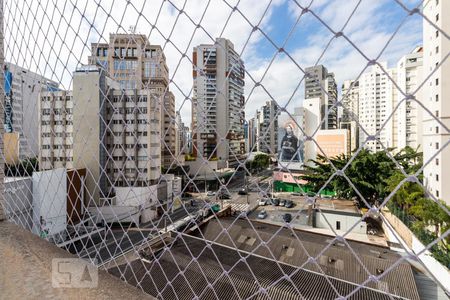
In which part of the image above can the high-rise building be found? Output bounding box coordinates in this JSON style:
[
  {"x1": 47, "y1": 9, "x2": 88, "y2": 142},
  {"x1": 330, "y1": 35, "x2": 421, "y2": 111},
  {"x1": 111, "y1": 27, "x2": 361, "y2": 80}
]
[
  {"x1": 304, "y1": 65, "x2": 338, "y2": 129},
  {"x1": 256, "y1": 100, "x2": 279, "y2": 154},
  {"x1": 397, "y1": 47, "x2": 424, "y2": 151},
  {"x1": 161, "y1": 91, "x2": 176, "y2": 168},
  {"x1": 341, "y1": 80, "x2": 359, "y2": 152},
  {"x1": 175, "y1": 112, "x2": 189, "y2": 156},
  {"x1": 192, "y1": 38, "x2": 245, "y2": 168},
  {"x1": 39, "y1": 66, "x2": 162, "y2": 201},
  {"x1": 423, "y1": 0, "x2": 450, "y2": 203},
  {"x1": 358, "y1": 63, "x2": 397, "y2": 152},
  {"x1": 89, "y1": 33, "x2": 175, "y2": 169},
  {"x1": 4, "y1": 63, "x2": 58, "y2": 158},
  {"x1": 247, "y1": 117, "x2": 256, "y2": 153}
]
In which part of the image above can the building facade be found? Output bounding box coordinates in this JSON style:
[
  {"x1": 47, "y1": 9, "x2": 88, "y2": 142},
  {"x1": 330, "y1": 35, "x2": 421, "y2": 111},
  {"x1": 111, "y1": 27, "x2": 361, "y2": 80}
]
[
  {"x1": 305, "y1": 65, "x2": 338, "y2": 130},
  {"x1": 423, "y1": 0, "x2": 450, "y2": 203},
  {"x1": 340, "y1": 80, "x2": 359, "y2": 152},
  {"x1": 358, "y1": 63, "x2": 397, "y2": 152},
  {"x1": 89, "y1": 33, "x2": 175, "y2": 170},
  {"x1": 397, "y1": 47, "x2": 424, "y2": 151},
  {"x1": 39, "y1": 66, "x2": 162, "y2": 202},
  {"x1": 247, "y1": 117, "x2": 256, "y2": 153},
  {"x1": 192, "y1": 38, "x2": 245, "y2": 168},
  {"x1": 4, "y1": 63, "x2": 58, "y2": 159},
  {"x1": 256, "y1": 100, "x2": 279, "y2": 154}
]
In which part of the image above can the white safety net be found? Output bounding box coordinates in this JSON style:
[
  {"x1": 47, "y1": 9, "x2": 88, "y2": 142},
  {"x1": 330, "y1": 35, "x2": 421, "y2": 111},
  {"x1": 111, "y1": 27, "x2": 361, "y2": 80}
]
[{"x1": 0, "y1": 0, "x2": 449, "y2": 299}]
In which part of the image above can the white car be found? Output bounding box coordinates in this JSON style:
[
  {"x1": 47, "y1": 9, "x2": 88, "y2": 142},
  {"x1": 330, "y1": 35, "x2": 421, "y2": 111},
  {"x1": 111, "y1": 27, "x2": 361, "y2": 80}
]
[
  {"x1": 257, "y1": 210, "x2": 267, "y2": 219},
  {"x1": 258, "y1": 198, "x2": 267, "y2": 206},
  {"x1": 206, "y1": 191, "x2": 215, "y2": 197}
]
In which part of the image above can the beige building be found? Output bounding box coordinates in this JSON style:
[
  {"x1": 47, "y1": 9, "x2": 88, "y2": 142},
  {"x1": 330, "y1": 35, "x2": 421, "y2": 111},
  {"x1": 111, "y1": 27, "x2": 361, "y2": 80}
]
[
  {"x1": 423, "y1": 0, "x2": 450, "y2": 203},
  {"x1": 39, "y1": 66, "x2": 162, "y2": 202},
  {"x1": 3, "y1": 132, "x2": 20, "y2": 165},
  {"x1": 89, "y1": 33, "x2": 176, "y2": 170},
  {"x1": 38, "y1": 89, "x2": 74, "y2": 171},
  {"x1": 192, "y1": 38, "x2": 245, "y2": 169}
]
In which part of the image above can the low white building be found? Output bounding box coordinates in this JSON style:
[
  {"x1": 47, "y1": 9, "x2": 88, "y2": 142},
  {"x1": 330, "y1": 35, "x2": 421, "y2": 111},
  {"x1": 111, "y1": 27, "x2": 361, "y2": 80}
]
[{"x1": 4, "y1": 177, "x2": 33, "y2": 230}]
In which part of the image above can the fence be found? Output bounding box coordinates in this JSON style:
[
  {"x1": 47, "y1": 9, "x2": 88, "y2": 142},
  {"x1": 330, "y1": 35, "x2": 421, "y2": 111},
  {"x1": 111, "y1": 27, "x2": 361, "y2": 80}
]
[{"x1": 0, "y1": 0, "x2": 449, "y2": 299}]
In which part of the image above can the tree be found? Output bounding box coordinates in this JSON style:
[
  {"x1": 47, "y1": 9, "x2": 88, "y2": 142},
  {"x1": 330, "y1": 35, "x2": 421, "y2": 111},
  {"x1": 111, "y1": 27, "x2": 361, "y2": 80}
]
[
  {"x1": 303, "y1": 147, "x2": 423, "y2": 208},
  {"x1": 5, "y1": 157, "x2": 39, "y2": 177}
]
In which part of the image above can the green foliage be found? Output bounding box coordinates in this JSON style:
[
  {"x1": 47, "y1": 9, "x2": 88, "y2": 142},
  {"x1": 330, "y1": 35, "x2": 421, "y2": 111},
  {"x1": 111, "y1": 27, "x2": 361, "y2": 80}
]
[
  {"x1": 245, "y1": 153, "x2": 270, "y2": 174},
  {"x1": 5, "y1": 157, "x2": 38, "y2": 177}
]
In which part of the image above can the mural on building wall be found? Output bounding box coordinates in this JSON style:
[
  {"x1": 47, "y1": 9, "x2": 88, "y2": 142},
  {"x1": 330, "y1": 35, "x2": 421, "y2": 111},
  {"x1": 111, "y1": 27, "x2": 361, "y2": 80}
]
[{"x1": 279, "y1": 121, "x2": 304, "y2": 164}]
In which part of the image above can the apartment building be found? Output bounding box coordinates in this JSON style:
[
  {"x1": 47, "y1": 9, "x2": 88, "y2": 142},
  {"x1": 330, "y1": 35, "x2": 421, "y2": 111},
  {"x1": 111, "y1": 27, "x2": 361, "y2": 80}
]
[
  {"x1": 341, "y1": 80, "x2": 359, "y2": 152},
  {"x1": 397, "y1": 47, "x2": 424, "y2": 151},
  {"x1": 255, "y1": 100, "x2": 279, "y2": 154},
  {"x1": 175, "y1": 112, "x2": 189, "y2": 156},
  {"x1": 358, "y1": 63, "x2": 397, "y2": 152},
  {"x1": 161, "y1": 91, "x2": 176, "y2": 168},
  {"x1": 423, "y1": 0, "x2": 450, "y2": 203},
  {"x1": 89, "y1": 33, "x2": 176, "y2": 169},
  {"x1": 39, "y1": 66, "x2": 162, "y2": 201},
  {"x1": 305, "y1": 65, "x2": 338, "y2": 129},
  {"x1": 247, "y1": 117, "x2": 257, "y2": 153},
  {"x1": 192, "y1": 38, "x2": 245, "y2": 168},
  {"x1": 4, "y1": 63, "x2": 58, "y2": 158},
  {"x1": 38, "y1": 90, "x2": 74, "y2": 171}
]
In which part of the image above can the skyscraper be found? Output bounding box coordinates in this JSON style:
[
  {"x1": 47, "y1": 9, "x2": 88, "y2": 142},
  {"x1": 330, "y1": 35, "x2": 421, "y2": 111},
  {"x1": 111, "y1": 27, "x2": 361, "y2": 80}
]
[
  {"x1": 39, "y1": 66, "x2": 162, "y2": 201},
  {"x1": 423, "y1": 0, "x2": 450, "y2": 203},
  {"x1": 256, "y1": 100, "x2": 279, "y2": 154},
  {"x1": 358, "y1": 63, "x2": 397, "y2": 152},
  {"x1": 341, "y1": 80, "x2": 359, "y2": 152},
  {"x1": 396, "y1": 47, "x2": 424, "y2": 151},
  {"x1": 89, "y1": 33, "x2": 176, "y2": 169},
  {"x1": 304, "y1": 65, "x2": 338, "y2": 130},
  {"x1": 192, "y1": 38, "x2": 245, "y2": 168}
]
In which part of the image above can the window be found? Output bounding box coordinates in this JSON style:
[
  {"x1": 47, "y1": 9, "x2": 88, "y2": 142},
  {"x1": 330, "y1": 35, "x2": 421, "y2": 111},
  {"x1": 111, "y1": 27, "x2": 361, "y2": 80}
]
[
  {"x1": 436, "y1": 158, "x2": 439, "y2": 166},
  {"x1": 436, "y1": 94, "x2": 439, "y2": 102},
  {"x1": 436, "y1": 126, "x2": 439, "y2": 134},
  {"x1": 436, "y1": 78, "x2": 439, "y2": 86},
  {"x1": 437, "y1": 190, "x2": 439, "y2": 198},
  {"x1": 336, "y1": 221, "x2": 341, "y2": 231},
  {"x1": 436, "y1": 14, "x2": 439, "y2": 22},
  {"x1": 436, "y1": 46, "x2": 439, "y2": 54},
  {"x1": 436, "y1": 30, "x2": 439, "y2": 38},
  {"x1": 436, "y1": 142, "x2": 439, "y2": 149},
  {"x1": 436, "y1": 174, "x2": 439, "y2": 181}
]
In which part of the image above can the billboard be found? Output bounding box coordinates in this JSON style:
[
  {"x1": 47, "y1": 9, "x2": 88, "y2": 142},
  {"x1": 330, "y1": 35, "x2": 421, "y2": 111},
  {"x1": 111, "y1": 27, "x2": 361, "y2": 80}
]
[{"x1": 278, "y1": 119, "x2": 304, "y2": 170}]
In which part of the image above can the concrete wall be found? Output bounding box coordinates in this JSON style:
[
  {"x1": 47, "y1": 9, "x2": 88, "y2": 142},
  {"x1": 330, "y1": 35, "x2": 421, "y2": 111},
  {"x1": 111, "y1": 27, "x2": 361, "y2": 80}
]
[
  {"x1": 314, "y1": 210, "x2": 367, "y2": 234},
  {"x1": 32, "y1": 168, "x2": 67, "y2": 241},
  {"x1": 382, "y1": 210, "x2": 450, "y2": 293},
  {"x1": 115, "y1": 185, "x2": 158, "y2": 207},
  {"x1": 3, "y1": 177, "x2": 33, "y2": 230}
]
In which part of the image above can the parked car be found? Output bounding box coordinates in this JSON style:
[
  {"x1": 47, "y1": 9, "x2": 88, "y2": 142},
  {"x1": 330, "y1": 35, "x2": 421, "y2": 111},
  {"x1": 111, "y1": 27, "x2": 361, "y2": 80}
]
[
  {"x1": 284, "y1": 200, "x2": 294, "y2": 208},
  {"x1": 218, "y1": 192, "x2": 231, "y2": 199},
  {"x1": 258, "y1": 198, "x2": 268, "y2": 206},
  {"x1": 283, "y1": 213, "x2": 292, "y2": 223},
  {"x1": 291, "y1": 192, "x2": 301, "y2": 196},
  {"x1": 271, "y1": 198, "x2": 280, "y2": 206},
  {"x1": 238, "y1": 189, "x2": 248, "y2": 195},
  {"x1": 257, "y1": 210, "x2": 267, "y2": 219},
  {"x1": 206, "y1": 191, "x2": 215, "y2": 196},
  {"x1": 279, "y1": 199, "x2": 286, "y2": 207}
]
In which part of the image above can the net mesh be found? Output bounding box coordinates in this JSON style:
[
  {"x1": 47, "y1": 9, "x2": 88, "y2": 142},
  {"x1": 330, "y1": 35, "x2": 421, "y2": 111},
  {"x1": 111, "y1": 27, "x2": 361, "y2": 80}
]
[{"x1": 0, "y1": 0, "x2": 449, "y2": 299}]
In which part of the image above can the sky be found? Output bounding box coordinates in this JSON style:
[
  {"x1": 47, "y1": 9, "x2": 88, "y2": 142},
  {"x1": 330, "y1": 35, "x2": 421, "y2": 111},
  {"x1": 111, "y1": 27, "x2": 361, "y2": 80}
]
[{"x1": 3, "y1": 0, "x2": 424, "y2": 127}]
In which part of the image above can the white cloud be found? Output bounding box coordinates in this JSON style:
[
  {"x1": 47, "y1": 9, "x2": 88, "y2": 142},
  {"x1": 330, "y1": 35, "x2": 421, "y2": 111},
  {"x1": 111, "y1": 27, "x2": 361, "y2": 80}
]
[{"x1": 3, "y1": 0, "x2": 422, "y2": 130}]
